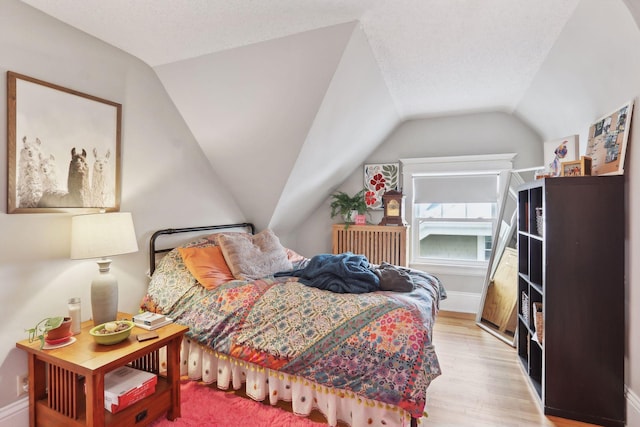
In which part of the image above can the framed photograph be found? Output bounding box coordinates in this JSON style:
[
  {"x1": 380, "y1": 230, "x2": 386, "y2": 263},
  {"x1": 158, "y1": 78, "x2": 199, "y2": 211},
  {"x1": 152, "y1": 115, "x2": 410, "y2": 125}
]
[
  {"x1": 364, "y1": 163, "x2": 399, "y2": 210},
  {"x1": 585, "y1": 101, "x2": 633, "y2": 175},
  {"x1": 7, "y1": 71, "x2": 122, "y2": 213},
  {"x1": 543, "y1": 135, "x2": 579, "y2": 177},
  {"x1": 561, "y1": 156, "x2": 592, "y2": 177}
]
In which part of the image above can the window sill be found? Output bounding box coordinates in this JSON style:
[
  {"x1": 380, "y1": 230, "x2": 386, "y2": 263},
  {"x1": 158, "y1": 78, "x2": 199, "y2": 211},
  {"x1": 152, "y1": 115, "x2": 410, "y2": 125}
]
[{"x1": 409, "y1": 261, "x2": 487, "y2": 277}]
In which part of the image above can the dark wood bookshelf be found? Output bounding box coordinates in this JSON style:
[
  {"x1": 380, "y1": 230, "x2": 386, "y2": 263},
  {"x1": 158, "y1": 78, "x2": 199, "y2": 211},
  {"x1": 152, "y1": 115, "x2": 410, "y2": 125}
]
[{"x1": 516, "y1": 176, "x2": 625, "y2": 427}]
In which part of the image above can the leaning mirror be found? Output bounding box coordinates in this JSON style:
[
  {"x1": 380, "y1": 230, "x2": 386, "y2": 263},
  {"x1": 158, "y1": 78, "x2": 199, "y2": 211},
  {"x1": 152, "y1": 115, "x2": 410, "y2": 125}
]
[{"x1": 476, "y1": 171, "x2": 527, "y2": 346}]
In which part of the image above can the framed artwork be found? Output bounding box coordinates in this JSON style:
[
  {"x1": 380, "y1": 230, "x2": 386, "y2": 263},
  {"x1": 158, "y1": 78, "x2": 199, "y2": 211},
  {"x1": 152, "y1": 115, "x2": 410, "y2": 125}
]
[
  {"x1": 585, "y1": 101, "x2": 633, "y2": 175},
  {"x1": 364, "y1": 163, "x2": 399, "y2": 210},
  {"x1": 7, "y1": 71, "x2": 122, "y2": 213},
  {"x1": 561, "y1": 156, "x2": 592, "y2": 177},
  {"x1": 543, "y1": 135, "x2": 579, "y2": 177}
]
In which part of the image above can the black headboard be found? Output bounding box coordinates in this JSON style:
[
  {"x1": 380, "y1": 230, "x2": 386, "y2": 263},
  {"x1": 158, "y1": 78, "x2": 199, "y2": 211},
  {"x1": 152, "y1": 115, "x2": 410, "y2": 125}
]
[{"x1": 149, "y1": 222, "x2": 255, "y2": 275}]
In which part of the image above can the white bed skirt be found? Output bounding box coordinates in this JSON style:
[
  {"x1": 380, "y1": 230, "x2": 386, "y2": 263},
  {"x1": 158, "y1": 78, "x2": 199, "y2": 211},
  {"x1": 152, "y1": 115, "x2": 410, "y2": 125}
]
[{"x1": 162, "y1": 337, "x2": 423, "y2": 427}]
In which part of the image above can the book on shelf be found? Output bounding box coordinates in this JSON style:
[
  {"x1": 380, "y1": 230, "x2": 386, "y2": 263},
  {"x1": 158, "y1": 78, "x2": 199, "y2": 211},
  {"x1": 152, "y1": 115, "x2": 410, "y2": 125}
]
[
  {"x1": 132, "y1": 311, "x2": 167, "y2": 326},
  {"x1": 133, "y1": 317, "x2": 173, "y2": 331}
]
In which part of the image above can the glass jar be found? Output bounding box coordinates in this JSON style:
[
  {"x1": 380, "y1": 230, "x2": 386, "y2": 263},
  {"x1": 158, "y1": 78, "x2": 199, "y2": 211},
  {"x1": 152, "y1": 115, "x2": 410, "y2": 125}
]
[{"x1": 68, "y1": 297, "x2": 81, "y2": 335}]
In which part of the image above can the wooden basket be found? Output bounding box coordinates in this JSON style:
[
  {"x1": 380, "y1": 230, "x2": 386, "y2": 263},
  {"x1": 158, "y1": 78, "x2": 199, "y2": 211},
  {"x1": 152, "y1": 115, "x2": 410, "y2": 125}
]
[{"x1": 533, "y1": 302, "x2": 543, "y2": 344}]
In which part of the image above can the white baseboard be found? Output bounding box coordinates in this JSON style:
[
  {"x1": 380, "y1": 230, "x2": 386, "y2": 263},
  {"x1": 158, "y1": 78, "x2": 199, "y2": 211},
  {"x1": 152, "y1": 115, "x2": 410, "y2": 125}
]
[
  {"x1": 627, "y1": 386, "x2": 640, "y2": 427},
  {"x1": 0, "y1": 397, "x2": 28, "y2": 427},
  {"x1": 439, "y1": 290, "x2": 481, "y2": 314}
]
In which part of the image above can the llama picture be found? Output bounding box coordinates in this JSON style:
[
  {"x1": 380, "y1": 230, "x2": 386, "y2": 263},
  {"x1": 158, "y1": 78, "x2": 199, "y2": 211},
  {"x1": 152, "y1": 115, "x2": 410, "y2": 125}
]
[
  {"x1": 91, "y1": 148, "x2": 114, "y2": 207},
  {"x1": 17, "y1": 136, "x2": 44, "y2": 208},
  {"x1": 38, "y1": 147, "x2": 90, "y2": 208},
  {"x1": 39, "y1": 153, "x2": 59, "y2": 193},
  {"x1": 8, "y1": 72, "x2": 121, "y2": 213}
]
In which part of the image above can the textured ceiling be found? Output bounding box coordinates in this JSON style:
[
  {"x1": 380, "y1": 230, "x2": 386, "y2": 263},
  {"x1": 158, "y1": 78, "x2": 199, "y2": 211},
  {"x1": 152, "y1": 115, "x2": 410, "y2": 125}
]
[{"x1": 20, "y1": 0, "x2": 579, "y2": 119}]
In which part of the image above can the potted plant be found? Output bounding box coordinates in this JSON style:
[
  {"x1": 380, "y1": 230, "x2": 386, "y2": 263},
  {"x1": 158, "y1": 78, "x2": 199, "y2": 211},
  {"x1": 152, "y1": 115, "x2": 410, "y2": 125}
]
[
  {"x1": 330, "y1": 188, "x2": 368, "y2": 225},
  {"x1": 26, "y1": 316, "x2": 72, "y2": 349}
]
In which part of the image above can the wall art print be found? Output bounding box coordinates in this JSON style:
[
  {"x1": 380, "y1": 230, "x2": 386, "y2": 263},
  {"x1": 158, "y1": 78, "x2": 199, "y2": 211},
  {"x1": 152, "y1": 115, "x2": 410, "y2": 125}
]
[
  {"x1": 7, "y1": 71, "x2": 122, "y2": 213},
  {"x1": 364, "y1": 163, "x2": 399, "y2": 210},
  {"x1": 543, "y1": 135, "x2": 579, "y2": 177},
  {"x1": 585, "y1": 100, "x2": 633, "y2": 176}
]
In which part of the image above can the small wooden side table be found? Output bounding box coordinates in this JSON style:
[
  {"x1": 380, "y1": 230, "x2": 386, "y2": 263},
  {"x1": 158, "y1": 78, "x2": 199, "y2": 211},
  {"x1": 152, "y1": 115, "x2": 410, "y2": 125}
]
[{"x1": 16, "y1": 312, "x2": 188, "y2": 427}]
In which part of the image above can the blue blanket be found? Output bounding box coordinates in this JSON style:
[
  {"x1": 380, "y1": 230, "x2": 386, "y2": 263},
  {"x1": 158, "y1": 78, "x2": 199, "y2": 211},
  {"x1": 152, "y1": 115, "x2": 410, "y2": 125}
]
[{"x1": 275, "y1": 252, "x2": 380, "y2": 293}]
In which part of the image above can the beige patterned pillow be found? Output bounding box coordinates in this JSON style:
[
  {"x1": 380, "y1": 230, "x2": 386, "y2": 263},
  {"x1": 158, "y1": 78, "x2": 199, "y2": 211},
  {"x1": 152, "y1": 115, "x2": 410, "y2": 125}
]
[{"x1": 218, "y1": 229, "x2": 292, "y2": 280}]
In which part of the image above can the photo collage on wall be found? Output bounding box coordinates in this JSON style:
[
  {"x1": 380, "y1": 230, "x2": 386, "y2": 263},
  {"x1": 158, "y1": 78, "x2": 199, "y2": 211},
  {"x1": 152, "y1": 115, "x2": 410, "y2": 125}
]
[{"x1": 585, "y1": 101, "x2": 633, "y2": 176}]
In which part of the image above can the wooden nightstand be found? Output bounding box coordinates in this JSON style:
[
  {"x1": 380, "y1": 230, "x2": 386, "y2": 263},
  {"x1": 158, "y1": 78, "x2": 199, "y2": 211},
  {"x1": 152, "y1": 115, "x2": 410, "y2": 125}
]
[{"x1": 16, "y1": 312, "x2": 188, "y2": 427}]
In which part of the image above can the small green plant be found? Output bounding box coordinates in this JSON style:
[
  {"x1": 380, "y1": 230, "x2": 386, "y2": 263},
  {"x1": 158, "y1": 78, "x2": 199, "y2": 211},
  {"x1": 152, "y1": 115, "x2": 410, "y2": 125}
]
[
  {"x1": 26, "y1": 316, "x2": 65, "y2": 349},
  {"x1": 330, "y1": 188, "x2": 368, "y2": 224}
]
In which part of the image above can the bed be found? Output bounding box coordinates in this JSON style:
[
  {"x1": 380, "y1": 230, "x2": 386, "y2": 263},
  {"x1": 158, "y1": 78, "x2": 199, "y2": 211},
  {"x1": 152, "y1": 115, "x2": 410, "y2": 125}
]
[{"x1": 142, "y1": 223, "x2": 445, "y2": 427}]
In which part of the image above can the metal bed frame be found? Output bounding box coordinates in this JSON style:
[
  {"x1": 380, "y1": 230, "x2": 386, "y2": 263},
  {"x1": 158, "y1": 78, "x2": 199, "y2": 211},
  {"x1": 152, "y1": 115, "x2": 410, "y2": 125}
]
[{"x1": 149, "y1": 222, "x2": 255, "y2": 275}]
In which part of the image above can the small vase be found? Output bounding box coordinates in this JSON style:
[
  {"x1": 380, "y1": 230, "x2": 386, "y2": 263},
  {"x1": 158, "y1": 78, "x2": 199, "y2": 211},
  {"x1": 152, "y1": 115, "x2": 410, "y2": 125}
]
[{"x1": 46, "y1": 317, "x2": 72, "y2": 340}]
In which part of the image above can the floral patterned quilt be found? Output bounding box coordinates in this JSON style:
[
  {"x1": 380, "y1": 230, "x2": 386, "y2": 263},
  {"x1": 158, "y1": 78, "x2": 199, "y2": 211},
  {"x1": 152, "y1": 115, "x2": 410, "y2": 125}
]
[{"x1": 143, "y1": 242, "x2": 444, "y2": 418}]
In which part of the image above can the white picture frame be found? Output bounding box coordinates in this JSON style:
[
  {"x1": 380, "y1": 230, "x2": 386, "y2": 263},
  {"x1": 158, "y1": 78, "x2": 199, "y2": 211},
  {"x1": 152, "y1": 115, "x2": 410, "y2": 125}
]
[{"x1": 543, "y1": 135, "x2": 579, "y2": 177}]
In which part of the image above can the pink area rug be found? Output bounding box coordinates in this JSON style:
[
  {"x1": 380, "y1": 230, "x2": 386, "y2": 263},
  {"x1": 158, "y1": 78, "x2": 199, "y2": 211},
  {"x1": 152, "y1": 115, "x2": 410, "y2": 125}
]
[{"x1": 150, "y1": 380, "x2": 328, "y2": 427}]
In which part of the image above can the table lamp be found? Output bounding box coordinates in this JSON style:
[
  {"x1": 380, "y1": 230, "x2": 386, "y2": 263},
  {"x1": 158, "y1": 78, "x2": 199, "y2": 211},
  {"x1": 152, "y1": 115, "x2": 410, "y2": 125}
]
[{"x1": 70, "y1": 212, "x2": 138, "y2": 325}]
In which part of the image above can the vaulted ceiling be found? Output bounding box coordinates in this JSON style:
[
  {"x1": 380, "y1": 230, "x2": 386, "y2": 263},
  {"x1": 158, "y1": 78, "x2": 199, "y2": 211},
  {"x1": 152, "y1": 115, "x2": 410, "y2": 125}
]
[
  {"x1": 18, "y1": 0, "x2": 597, "y2": 231},
  {"x1": 20, "y1": 0, "x2": 580, "y2": 117}
]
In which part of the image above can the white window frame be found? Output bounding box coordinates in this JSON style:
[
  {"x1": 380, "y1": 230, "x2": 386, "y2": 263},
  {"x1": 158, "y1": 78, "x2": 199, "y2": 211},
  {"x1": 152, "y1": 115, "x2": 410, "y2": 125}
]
[{"x1": 401, "y1": 153, "x2": 516, "y2": 275}]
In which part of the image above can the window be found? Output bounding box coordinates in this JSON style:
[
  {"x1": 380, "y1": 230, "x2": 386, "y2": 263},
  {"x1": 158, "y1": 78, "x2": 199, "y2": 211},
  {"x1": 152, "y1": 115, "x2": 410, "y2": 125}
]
[
  {"x1": 401, "y1": 154, "x2": 515, "y2": 269},
  {"x1": 413, "y1": 174, "x2": 498, "y2": 263}
]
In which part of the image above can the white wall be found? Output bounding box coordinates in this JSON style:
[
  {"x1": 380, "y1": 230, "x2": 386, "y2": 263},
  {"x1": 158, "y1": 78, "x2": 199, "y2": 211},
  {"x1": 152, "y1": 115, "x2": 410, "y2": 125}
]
[
  {"x1": 271, "y1": 24, "x2": 399, "y2": 241},
  {"x1": 154, "y1": 22, "x2": 356, "y2": 232},
  {"x1": 516, "y1": 0, "x2": 640, "y2": 422},
  {"x1": 0, "y1": 0, "x2": 244, "y2": 413}
]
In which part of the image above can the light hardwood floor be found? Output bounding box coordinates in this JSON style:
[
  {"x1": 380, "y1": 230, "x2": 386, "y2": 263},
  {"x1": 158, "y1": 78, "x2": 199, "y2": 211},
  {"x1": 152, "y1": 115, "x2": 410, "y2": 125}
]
[{"x1": 425, "y1": 312, "x2": 600, "y2": 427}]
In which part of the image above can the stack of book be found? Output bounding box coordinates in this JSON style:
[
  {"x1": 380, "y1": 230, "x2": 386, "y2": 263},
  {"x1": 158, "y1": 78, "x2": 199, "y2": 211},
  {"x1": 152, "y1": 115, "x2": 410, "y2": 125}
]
[{"x1": 132, "y1": 312, "x2": 173, "y2": 330}]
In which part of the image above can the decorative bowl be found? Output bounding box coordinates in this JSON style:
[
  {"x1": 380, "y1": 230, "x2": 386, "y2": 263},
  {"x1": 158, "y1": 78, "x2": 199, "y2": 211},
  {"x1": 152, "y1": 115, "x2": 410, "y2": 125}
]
[{"x1": 89, "y1": 320, "x2": 135, "y2": 345}]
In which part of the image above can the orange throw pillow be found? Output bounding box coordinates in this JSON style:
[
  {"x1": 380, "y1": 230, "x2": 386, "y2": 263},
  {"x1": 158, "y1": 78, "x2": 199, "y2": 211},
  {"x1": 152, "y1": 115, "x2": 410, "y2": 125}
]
[{"x1": 178, "y1": 246, "x2": 235, "y2": 290}]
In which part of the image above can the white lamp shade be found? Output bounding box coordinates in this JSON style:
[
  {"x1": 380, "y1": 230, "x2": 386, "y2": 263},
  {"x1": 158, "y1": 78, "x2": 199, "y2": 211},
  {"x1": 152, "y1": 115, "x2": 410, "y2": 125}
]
[{"x1": 71, "y1": 212, "x2": 138, "y2": 259}]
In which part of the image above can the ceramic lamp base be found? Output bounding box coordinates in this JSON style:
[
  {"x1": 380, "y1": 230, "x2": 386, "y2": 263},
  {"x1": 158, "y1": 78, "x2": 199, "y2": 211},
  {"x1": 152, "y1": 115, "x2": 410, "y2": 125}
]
[{"x1": 91, "y1": 259, "x2": 118, "y2": 326}]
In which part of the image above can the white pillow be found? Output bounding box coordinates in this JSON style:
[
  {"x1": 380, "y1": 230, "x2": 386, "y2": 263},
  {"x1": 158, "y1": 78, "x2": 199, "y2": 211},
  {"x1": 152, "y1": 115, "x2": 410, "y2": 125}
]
[{"x1": 218, "y1": 229, "x2": 292, "y2": 280}]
